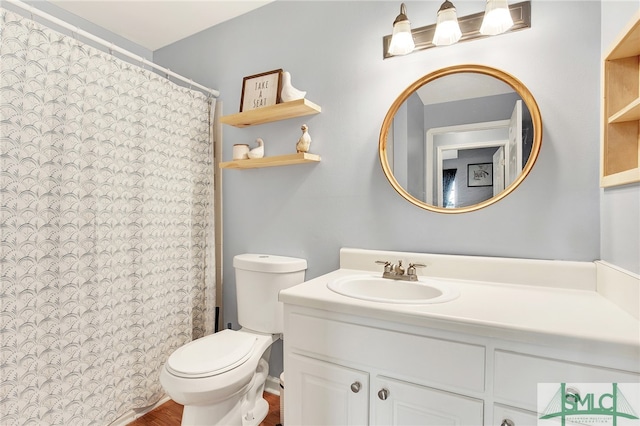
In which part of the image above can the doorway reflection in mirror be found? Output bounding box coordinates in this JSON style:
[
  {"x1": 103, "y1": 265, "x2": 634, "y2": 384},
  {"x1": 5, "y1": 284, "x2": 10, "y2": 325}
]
[
  {"x1": 389, "y1": 78, "x2": 533, "y2": 209},
  {"x1": 443, "y1": 169, "x2": 457, "y2": 208}
]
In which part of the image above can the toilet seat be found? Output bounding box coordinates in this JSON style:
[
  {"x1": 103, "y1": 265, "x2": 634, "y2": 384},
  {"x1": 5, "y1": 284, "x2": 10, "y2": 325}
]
[{"x1": 166, "y1": 329, "x2": 257, "y2": 379}]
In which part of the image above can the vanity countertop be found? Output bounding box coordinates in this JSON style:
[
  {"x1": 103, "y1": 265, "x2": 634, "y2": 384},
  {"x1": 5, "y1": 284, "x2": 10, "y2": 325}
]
[{"x1": 279, "y1": 267, "x2": 640, "y2": 351}]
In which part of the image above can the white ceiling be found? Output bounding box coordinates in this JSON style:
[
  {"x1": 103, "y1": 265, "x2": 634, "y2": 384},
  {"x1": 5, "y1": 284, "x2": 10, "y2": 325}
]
[{"x1": 49, "y1": 0, "x2": 274, "y2": 51}]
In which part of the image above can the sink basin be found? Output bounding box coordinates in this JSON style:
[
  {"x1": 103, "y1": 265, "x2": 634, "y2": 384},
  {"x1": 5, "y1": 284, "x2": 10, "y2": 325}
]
[{"x1": 327, "y1": 274, "x2": 460, "y2": 304}]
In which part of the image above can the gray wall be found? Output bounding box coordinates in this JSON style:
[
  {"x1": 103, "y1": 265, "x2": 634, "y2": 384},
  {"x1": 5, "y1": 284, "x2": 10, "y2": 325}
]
[
  {"x1": 600, "y1": 1, "x2": 640, "y2": 275},
  {"x1": 154, "y1": 0, "x2": 610, "y2": 375}
]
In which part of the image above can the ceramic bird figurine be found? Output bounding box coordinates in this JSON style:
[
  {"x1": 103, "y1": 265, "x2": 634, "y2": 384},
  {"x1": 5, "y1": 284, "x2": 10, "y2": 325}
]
[
  {"x1": 280, "y1": 71, "x2": 306, "y2": 102},
  {"x1": 296, "y1": 125, "x2": 311, "y2": 153},
  {"x1": 247, "y1": 138, "x2": 264, "y2": 159}
]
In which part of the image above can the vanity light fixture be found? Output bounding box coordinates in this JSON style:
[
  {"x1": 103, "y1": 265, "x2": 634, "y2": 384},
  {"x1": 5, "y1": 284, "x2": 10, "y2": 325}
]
[
  {"x1": 480, "y1": 0, "x2": 514, "y2": 35},
  {"x1": 382, "y1": 0, "x2": 531, "y2": 59},
  {"x1": 387, "y1": 3, "x2": 415, "y2": 56},
  {"x1": 432, "y1": 0, "x2": 462, "y2": 46}
]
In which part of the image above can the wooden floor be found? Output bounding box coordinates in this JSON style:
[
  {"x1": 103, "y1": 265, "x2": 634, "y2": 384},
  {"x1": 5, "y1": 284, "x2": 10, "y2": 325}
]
[{"x1": 128, "y1": 392, "x2": 280, "y2": 426}]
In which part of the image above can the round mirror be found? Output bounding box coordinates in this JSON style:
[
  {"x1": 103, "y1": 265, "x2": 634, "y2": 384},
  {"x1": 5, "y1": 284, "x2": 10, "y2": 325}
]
[{"x1": 379, "y1": 64, "x2": 542, "y2": 213}]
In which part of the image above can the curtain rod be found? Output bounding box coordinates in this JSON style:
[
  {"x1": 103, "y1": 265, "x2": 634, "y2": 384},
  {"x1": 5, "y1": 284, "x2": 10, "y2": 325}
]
[{"x1": 4, "y1": 0, "x2": 220, "y2": 98}]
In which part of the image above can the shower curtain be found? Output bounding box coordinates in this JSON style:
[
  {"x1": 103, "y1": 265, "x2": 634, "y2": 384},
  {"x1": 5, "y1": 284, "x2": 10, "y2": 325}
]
[{"x1": 0, "y1": 9, "x2": 216, "y2": 425}]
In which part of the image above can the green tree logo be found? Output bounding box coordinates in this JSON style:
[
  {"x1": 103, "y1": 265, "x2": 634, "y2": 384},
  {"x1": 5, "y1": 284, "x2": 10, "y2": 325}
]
[{"x1": 540, "y1": 383, "x2": 639, "y2": 425}]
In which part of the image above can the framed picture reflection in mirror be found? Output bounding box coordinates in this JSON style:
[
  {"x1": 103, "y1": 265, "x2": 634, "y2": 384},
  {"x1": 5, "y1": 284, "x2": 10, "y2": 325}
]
[{"x1": 467, "y1": 163, "x2": 493, "y2": 187}]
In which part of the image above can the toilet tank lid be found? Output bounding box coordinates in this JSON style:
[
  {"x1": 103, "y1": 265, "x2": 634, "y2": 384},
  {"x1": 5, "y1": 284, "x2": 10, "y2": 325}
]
[{"x1": 233, "y1": 253, "x2": 307, "y2": 273}]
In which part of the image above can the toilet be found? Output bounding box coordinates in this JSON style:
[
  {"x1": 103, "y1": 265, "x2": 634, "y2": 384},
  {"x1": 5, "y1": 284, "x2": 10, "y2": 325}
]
[{"x1": 160, "y1": 253, "x2": 307, "y2": 426}]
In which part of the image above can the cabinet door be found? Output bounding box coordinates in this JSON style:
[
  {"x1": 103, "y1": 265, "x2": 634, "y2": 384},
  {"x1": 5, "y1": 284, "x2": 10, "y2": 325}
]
[
  {"x1": 286, "y1": 353, "x2": 369, "y2": 425},
  {"x1": 493, "y1": 404, "x2": 538, "y2": 426},
  {"x1": 373, "y1": 376, "x2": 484, "y2": 426}
]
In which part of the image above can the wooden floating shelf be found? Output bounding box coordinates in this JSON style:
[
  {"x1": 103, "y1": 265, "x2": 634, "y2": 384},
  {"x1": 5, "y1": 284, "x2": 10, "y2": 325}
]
[
  {"x1": 219, "y1": 153, "x2": 321, "y2": 169},
  {"x1": 220, "y1": 99, "x2": 321, "y2": 128}
]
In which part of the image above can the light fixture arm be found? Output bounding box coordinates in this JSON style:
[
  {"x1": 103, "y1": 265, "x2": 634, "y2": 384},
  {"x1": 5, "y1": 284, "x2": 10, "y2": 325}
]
[
  {"x1": 394, "y1": 3, "x2": 410, "y2": 26},
  {"x1": 438, "y1": 0, "x2": 456, "y2": 13}
]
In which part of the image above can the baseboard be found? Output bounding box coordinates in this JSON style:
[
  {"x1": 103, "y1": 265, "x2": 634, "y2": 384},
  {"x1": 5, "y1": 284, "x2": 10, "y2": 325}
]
[
  {"x1": 108, "y1": 395, "x2": 171, "y2": 426},
  {"x1": 264, "y1": 374, "x2": 281, "y2": 396}
]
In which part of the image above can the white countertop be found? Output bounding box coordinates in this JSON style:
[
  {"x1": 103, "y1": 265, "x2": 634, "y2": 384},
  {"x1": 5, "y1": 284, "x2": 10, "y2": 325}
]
[{"x1": 279, "y1": 268, "x2": 640, "y2": 350}]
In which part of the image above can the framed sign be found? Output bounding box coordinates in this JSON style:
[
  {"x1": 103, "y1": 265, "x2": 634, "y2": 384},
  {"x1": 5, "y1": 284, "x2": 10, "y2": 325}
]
[
  {"x1": 467, "y1": 163, "x2": 493, "y2": 187},
  {"x1": 240, "y1": 69, "x2": 282, "y2": 112}
]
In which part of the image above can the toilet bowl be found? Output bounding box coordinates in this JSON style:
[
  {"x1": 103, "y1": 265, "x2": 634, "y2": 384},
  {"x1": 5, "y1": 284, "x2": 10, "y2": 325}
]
[
  {"x1": 160, "y1": 254, "x2": 307, "y2": 426},
  {"x1": 160, "y1": 329, "x2": 275, "y2": 425}
]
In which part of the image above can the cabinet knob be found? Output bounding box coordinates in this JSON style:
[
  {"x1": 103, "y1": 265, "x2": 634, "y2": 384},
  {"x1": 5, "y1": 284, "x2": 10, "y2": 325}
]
[
  {"x1": 350, "y1": 381, "x2": 361, "y2": 393},
  {"x1": 501, "y1": 419, "x2": 515, "y2": 426},
  {"x1": 565, "y1": 387, "x2": 581, "y2": 404},
  {"x1": 377, "y1": 388, "x2": 389, "y2": 400}
]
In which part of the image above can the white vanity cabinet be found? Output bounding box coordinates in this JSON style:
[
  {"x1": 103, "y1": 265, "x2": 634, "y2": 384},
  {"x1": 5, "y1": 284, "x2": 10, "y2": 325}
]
[
  {"x1": 283, "y1": 308, "x2": 486, "y2": 425},
  {"x1": 280, "y1": 249, "x2": 640, "y2": 426},
  {"x1": 283, "y1": 305, "x2": 639, "y2": 426}
]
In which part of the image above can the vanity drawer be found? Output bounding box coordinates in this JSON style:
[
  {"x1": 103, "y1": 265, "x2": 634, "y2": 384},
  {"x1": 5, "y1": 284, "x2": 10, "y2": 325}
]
[
  {"x1": 493, "y1": 350, "x2": 640, "y2": 412},
  {"x1": 287, "y1": 312, "x2": 485, "y2": 393}
]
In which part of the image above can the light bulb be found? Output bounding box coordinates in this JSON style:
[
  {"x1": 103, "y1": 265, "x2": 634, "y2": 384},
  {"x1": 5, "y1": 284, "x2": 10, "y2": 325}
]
[
  {"x1": 480, "y1": 0, "x2": 514, "y2": 36},
  {"x1": 388, "y1": 3, "x2": 415, "y2": 56},
  {"x1": 433, "y1": 1, "x2": 462, "y2": 46}
]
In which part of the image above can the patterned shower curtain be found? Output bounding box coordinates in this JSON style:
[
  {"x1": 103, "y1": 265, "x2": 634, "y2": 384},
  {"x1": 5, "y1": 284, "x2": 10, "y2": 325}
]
[{"x1": 0, "y1": 9, "x2": 216, "y2": 425}]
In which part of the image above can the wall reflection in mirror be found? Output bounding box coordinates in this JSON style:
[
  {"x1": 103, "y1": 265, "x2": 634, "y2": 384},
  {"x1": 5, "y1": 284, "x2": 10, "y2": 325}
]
[{"x1": 380, "y1": 65, "x2": 542, "y2": 213}]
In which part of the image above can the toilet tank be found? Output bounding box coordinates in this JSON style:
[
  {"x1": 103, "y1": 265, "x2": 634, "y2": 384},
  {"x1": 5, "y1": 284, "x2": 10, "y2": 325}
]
[{"x1": 233, "y1": 254, "x2": 307, "y2": 334}]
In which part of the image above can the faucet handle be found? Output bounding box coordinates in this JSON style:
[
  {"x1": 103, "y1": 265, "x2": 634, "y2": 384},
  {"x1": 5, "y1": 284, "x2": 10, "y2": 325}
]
[
  {"x1": 375, "y1": 260, "x2": 392, "y2": 273},
  {"x1": 407, "y1": 263, "x2": 426, "y2": 277}
]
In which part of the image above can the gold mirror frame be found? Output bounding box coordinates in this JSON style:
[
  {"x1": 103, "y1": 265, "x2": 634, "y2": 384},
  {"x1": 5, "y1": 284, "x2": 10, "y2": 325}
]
[{"x1": 379, "y1": 64, "x2": 543, "y2": 213}]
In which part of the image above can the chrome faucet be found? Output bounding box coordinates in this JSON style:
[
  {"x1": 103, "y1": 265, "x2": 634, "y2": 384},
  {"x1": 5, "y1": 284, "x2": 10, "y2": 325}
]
[{"x1": 375, "y1": 260, "x2": 425, "y2": 281}]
